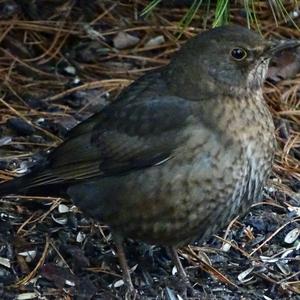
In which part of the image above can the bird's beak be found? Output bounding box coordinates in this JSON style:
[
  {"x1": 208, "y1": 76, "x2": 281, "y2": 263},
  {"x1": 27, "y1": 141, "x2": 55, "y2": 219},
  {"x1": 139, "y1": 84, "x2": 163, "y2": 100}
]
[{"x1": 264, "y1": 39, "x2": 300, "y2": 57}]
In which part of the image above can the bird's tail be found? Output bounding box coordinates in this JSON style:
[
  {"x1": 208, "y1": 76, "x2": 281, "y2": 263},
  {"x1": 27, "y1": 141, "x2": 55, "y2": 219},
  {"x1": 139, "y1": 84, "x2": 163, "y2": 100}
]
[
  {"x1": 0, "y1": 174, "x2": 66, "y2": 197},
  {"x1": 0, "y1": 176, "x2": 29, "y2": 197},
  {"x1": 0, "y1": 166, "x2": 70, "y2": 197}
]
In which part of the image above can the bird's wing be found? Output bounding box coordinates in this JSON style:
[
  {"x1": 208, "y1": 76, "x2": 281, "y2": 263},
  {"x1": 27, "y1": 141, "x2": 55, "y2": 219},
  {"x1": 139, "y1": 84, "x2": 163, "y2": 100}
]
[{"x1": 24, "y1": 96, "x2": 195, "y2": 187}]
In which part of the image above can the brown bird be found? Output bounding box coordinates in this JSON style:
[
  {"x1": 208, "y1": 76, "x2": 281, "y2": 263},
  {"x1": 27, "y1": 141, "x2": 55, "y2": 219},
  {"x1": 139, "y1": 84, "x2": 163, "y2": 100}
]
[{"x1": 0, "y1": 25, "x2": 299, "y2": 291}]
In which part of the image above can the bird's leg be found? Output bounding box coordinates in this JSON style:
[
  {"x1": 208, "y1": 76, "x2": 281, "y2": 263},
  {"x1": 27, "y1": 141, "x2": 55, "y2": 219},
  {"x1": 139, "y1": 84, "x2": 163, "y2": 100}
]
[
  {"x1": 169, "y1": 246, "x2": 189, "y2": 285},
  {"x1": 169, "y1": 247, "x2": 195, "y2": 297},
  {"x1": 114, "y1": 236, "x2": 134, "y2": 292}
]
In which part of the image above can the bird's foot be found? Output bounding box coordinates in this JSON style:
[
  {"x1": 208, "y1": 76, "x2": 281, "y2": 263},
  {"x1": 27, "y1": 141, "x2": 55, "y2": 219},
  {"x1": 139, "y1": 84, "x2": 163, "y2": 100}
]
[
  {"x1": 124, "y1": 286, "x2": 138, "y2": 300},
  {"x1": 177, "y1": 278, "x2": 195, "y2": 299},
  {"x1": 114, "y1": 236, "x2": 139, "y2": 299},
  {"x1": 168, "y1": 247, "x2": 195, "y2": 297}
]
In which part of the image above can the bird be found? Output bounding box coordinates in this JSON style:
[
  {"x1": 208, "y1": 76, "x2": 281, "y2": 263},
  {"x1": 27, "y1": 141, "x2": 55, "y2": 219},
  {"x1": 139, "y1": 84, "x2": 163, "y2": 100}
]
[{"x1": 0, "y1": 24, "x2": 299, "y2": 292}]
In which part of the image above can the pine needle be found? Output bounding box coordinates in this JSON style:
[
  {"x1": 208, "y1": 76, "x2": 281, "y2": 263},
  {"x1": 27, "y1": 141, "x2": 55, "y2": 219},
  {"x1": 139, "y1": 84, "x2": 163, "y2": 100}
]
[
  {"x1": 141, "y1": 0, "x2": 162, "y2": 17},
  {"x1": 213, "y1": 0, "x2": 229, "y2": 27},
  {"x1": 140, "y1": 0, "x2": 299, "y2": 31},
  {"x1": 178, "y1": 0, "x2": 204, "y2": 31}
]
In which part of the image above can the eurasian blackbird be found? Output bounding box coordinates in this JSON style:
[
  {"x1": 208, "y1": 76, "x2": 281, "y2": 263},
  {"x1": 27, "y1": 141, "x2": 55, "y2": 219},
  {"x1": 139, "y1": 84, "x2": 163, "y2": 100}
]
[{"x1": 0, "y1": 25, "x2": 299, "y2": 291}]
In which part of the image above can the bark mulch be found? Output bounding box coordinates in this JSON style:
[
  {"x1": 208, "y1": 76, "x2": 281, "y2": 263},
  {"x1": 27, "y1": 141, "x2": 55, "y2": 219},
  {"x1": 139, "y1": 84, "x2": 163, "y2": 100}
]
[{"x1": 0, "y1": 1, "x2": 300, "y2": 299}]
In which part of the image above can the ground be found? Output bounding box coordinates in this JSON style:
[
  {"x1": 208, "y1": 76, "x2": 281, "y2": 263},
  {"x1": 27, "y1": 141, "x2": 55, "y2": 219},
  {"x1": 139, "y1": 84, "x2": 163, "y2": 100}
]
[{"x1": 0, "y1": 1, "x2": 300, "y2": 299}]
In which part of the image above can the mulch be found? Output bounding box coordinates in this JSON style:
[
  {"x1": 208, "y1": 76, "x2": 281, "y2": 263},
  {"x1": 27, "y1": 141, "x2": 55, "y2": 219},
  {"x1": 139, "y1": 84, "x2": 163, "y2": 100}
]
[{"x1": 0, "y1": 1, "x2": 300, "y2": 299}]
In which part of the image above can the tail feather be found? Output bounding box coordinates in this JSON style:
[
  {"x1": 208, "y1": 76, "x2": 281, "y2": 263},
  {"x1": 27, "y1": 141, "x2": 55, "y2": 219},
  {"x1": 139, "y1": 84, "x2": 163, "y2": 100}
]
[
  {"x1": 0, "y1": 161, "x2": 56, "y2": 197},
  {"x1": 0, "y1": 173, "x2": 69, "y2": 197},
  {"x1": 0, "y1": 160, "x2": 99, "y2": 197},
  {"x1": 0, "y1": 166, "x2": 58, "y2": 197},
  {"x1": 0, "y1": 176, "x2": 28, "y2": 197}
]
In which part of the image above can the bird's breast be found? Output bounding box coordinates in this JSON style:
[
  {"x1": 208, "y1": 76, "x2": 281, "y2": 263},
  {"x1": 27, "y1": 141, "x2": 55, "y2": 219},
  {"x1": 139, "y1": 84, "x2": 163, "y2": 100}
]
[
  {"x1": 224, "y1": 92, "x2": 276, "y2": 216},
  {"x1": 79, "y1": 93, "x2": 276, "y2": 246}
]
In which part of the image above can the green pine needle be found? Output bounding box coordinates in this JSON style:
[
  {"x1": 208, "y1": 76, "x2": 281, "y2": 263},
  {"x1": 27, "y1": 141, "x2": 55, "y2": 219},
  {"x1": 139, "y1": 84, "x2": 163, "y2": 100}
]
[
  {"x1": 251, "y1": 0, "x2": 262, "y2": 34},
  {"x1": 141, "y1": 0, "x2": 162, "y2": 17},
  {"x1": 273, "y1": 0, "x2": 300, "y2": 30},
  {"x1": 178, "y1": 0, "x2": 204, "y2": 31},
  {"x1": 141, "y1": 0, "x2": 299, "y2": 31},
  {"x1": 213, "y1": 0, "x2": 229, "y2": 27}
]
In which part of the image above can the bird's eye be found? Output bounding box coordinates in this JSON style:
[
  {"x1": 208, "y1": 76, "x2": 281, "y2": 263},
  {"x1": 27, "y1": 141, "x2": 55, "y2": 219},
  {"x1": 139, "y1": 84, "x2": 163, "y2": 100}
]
[{"x1": 230, "y1": 48, "x2": 248, "y2": 61}]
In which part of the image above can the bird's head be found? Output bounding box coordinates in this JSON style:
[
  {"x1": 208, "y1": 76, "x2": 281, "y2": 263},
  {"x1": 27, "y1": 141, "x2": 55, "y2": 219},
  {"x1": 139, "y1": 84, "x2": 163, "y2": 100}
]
[{"x1": 165, "y1": 25, "x2": 300, "y2": 98}]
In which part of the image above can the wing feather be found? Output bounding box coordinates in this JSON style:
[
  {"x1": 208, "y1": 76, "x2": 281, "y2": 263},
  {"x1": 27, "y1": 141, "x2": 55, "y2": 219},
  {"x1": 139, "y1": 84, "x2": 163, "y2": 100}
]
[{"x1": 22, "y1": 96, "x2": 194, "y2": 188}]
